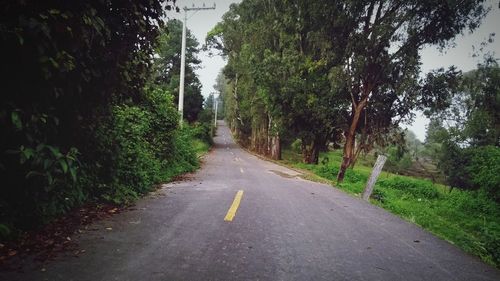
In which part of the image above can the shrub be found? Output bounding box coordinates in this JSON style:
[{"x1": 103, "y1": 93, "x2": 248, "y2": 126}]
[
  {"x1": 313, "y1": 164, "x2": 368, "y2": 184},
  {"x1": 377, "y1": 177, "x2": 440, "y2": 199},
  {"x1": 467, "y1": 146, "x2": 500, "y2": 201},
  {"x1": 445, "y1": 189, "x2": 498, "y2": 216},
  {"x1": 372, "y1": 188, "x2": 387, "y2": 203},
  {"x1": 481, "y1": 223, "x2": 500, "y2": 266},
  {"x1": 89, "y1": 89, "x2": 200, "y2": 205},
  {"x1": 191, "y1": 122, "x2": 214, "y2": 146}
]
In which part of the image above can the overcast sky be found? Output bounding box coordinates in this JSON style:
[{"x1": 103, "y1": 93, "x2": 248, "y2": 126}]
[{"x1": 172, "y1": 0, "x2": 500, "y2": 141}]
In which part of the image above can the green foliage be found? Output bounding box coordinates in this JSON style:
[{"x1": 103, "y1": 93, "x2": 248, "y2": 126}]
[
  {"x1": 90, "y1": 89, "x2": 200, "y2": 205},
  {"x1": 377, "y1": 177, "x2": 440, "y2": 200},
  {"x1": 467, "y1": 146, "x2": 500, "y2": 201},
  {"x1": 111, "y1": 105, "x2": 161, "y2": 195},
  {"x1": 209, "y1": 0, "x2": 487, "y2": 174},
  {"x1": 438, "y1": 143, "x2": 500, "y2": 201},
  {"x1": 191, "y1": 123, "x2": 214, "y2": 146},
  {"x1": 421, "y1": 59, "x2": 500, "y2": 202},
  {"x1": 316, "y1": 165, "x2": 367, "y2": 184},
  {"x1": 385, "y1": 146, "x2": 413, "y2": 174},
  {"x1": 0, "y1": 0, "x2": 211, "y2": 238}
]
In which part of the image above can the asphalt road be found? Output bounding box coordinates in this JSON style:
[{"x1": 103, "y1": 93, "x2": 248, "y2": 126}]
[{"x1": 2, "y1": 121, "x2": 500, "y2": 281}]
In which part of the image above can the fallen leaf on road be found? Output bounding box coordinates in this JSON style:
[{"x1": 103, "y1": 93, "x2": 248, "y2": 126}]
[{"x1": 8, "y1": 250, "x2": 17, "y2": 256}]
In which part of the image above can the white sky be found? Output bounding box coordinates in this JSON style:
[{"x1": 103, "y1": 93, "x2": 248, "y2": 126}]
[{"x1": 173, "y1": 0, "x2": 500, "y2": 141}]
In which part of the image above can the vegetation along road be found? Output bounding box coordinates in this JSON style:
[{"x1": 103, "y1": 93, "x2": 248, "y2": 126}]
[
  {"x1": 1, "y1": 1, "x2": 499, "y2": 280},
  {"x1": 2, "y1": 122, "x2": 499, "y2": 281}
]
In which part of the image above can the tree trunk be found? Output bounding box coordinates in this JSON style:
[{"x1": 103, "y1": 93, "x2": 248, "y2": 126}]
[
  {"x1": 267, "y1": 114, "x2": 272, "y2": 156},
  {"x1": 349, "y1": 142, "x2": 364, "y2": 169},
  {"x1": 337, "y1": 99, "x2": 367, "y2": 183},
  {"x1": 232, "y1": 75, "x2": 244, "y2": 128},
  {"x1": 301, "y1": 137, "x2": 320, "y2": 164},
  {"x1": 270, "y1": 134, "x2": 281, "y2": 160}
]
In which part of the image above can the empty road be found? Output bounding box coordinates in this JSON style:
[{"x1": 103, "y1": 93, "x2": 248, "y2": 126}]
[{"x1": 2, "y1": 121, "x2": 499, "y2": 281}]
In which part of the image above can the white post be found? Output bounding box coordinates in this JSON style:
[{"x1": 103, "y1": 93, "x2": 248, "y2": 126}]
[
  {"x1": 178, "y1": 10, "x2": 187, "y2": 127},
  {"x1": 362, "y1": 155, "x2": 387, "y2": 201},
  {"x1": 214, "y1": 95, "x2": 218, "y2": 127}
]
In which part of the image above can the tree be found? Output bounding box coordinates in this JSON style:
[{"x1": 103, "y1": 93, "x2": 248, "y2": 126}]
[
  {"x1": 335, "y1": 0, "x2": 488, "y2": 183},
  {"x1": 422, "y1": 57, "x2": 500, "y2": 197},
  {"x1": 153, "y1": 19, "x2": 203, "y2": 123},
  {"x1": 207, "y1": 0, "x2": 349, "y2": 162},
  {"x1": 213, "y1": 70, "x2": 227, "y2": 120},
  {"x1": 207, "y1": 0, "x2": 488, "y2": 171},
  {"x1": 206, "y1": 1, "x2": 283, "y2": 158}
]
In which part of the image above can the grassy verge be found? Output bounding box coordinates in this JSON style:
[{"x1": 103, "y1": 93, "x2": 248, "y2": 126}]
[
  {"x1": 281, "y1": 149, "x2": 500, "y2": 268},
  {"x1": 192, "y1": 138, "x2": 211, "y2": 158}
]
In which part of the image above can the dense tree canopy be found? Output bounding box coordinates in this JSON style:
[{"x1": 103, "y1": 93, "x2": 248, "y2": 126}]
[{"x1": 207, "y1": 0, "x2": 488, "y2": 177}]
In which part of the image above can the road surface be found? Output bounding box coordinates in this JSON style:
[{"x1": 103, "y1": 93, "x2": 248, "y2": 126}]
[{"x1": 2, "y1": 121, "x2": 499, "y2": 281}]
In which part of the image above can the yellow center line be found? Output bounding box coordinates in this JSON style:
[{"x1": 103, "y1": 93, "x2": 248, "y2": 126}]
[{"x1": 224, "y1": 190, "x2": 244, "y2": 222}]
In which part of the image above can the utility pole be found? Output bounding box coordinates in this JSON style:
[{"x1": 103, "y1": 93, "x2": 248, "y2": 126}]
[{"x1": 178, "y1": 3, "x2": 216, "y2": 127}]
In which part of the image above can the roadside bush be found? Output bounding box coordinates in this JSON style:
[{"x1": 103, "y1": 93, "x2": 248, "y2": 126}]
[
  {"x1": 377, "y1": 177, "x2": 440, "y2": 199},
  {"x1": 440, "y1": 145, "x2": 500, "y2": 201},
  {"x1": 371, "y1": 188, "x2": 387, "y2": 203},
  {"x1": 90, "y1": 89, "x2": 200, "y2": 205},
  {"x1": 445, "y1": 189, "x2": 498, "y2": 216},
  {"x1": 481, "y1": 223, "x2": 500, "y2": 266},
  {"x1": 315, "y1": 164, "x2": 367, "y2": 184},
  {"x1": 113, "y1": 105, "x2": 161, "y2": 193},
  {"x1": 191, "y1": 122, "x2": 214, "y2": 146},
  {"x1": 167, "y1": 127, "x2": 199, "y2": 174},
  {"x1": 467, "y1": 146, "x2": 500, "y2": 201}
]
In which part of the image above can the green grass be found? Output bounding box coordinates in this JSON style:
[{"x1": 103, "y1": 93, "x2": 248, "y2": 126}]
[{"x1": 281, "y1": 149, "x2": 500, "y2": 268}]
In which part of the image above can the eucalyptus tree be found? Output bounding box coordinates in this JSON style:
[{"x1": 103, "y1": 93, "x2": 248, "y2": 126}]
[
  {"x1": 334, "y1": 0, "x2": 488, "y2": 183},
  {"x1": 207, "y1": 0, "x2": 487, "y2": 170},
  {"x1": 207, "y1": 1, "x2": 284, "y2": 158},
  {"x1": 207, "y1": 0, "x2": 349, "y2": 162},
  {"x1": 206, "y1": 4, "x2": 249, "y2": 138}
]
